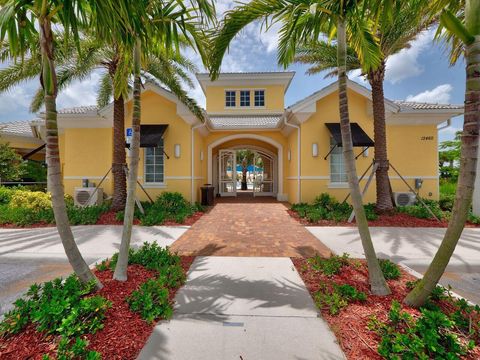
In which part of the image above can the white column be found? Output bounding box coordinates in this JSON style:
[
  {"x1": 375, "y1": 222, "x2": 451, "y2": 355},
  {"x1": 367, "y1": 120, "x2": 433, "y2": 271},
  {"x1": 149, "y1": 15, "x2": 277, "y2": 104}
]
[{"x1": 474, "y1": 159, "x2": 480, "y2": 215}]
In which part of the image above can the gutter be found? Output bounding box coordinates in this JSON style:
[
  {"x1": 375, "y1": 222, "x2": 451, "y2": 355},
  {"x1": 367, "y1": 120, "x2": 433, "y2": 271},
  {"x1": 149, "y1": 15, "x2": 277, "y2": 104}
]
[
  {"x1": 437, "y1": 118, "x2": 452, "y2": 131},
  {"x1": 284, "y1": 111, "x2": 301, "y2": 203},
  {"x1": 191, "y1": 121, "x2": 206, "y2": 204}
]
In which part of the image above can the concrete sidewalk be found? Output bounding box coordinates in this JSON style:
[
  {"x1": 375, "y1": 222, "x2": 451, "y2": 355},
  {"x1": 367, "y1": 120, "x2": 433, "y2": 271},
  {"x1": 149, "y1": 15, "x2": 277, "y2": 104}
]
[
  {"x1": 138, "y1": 257, "x2": 345, "y2": 360},
  {"x1": 307, "y1": 226, "x2": 480, "y2": 304},
  {"x1": 0, "y1": 225, "x2": 188, "y2": 316}
]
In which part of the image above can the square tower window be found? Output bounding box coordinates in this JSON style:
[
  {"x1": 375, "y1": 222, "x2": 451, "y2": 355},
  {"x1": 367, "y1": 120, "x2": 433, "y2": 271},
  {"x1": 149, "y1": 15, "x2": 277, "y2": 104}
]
[
  {"x1": 225, "y1": 91, "x2": 236, "y2": 107},
  {"x1": 254, "y1": 90, "x2": 265, "y2": 107},
  {"x1": 240, "y1": 90, "x2": 251, "y2": 107}
]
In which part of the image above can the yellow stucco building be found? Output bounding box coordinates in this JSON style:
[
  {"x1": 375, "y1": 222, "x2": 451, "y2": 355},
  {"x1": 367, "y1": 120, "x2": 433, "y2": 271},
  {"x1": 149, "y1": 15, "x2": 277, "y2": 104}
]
[{"x1": 41, "y1": 72, "x2": 463, "y2": 204}]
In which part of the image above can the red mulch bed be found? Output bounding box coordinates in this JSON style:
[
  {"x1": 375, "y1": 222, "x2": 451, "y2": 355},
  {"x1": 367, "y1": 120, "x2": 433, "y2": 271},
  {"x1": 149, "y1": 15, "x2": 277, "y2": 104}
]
[
  {"x1": 288, "y1": 209, "x2": 480, "y2": 228},
  {"x1": 0, "y1": 257, "x2": 195, "y2": 360},
  {"x1": 292, "y1": 257, "x2": 480, "y2": 360}
]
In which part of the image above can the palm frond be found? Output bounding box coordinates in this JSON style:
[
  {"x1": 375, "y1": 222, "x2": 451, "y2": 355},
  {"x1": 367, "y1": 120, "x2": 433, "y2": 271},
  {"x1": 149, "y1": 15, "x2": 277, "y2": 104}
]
[
  {"x1": 0, "y1": 56, "x2": 41, "y2": 92},
  {"x1": 97, "y1": 71, "x2": 113, "y2": 108}
]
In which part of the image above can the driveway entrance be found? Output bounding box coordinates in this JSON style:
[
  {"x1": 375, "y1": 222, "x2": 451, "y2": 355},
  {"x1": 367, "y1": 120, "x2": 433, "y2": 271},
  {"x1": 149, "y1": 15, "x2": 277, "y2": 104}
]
[{"x1": 170, "y1": 197, "x2": 331, "y2": 257}]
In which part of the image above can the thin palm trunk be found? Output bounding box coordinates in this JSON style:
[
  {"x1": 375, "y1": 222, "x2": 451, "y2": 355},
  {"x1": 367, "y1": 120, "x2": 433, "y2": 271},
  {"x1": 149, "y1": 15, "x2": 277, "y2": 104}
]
[
  {"x1": 337, "y1": 19, "x2": 390, "y2": 296},
  {"x1": 114, "y1": 39, "x2": 142, "y2": 281},
  {"x1": 111, "y1": 93, "x2": 127, "y2": 211},
  {"x1": 368, "y1": 62, "x2": 394, "y2": 213},
  {"x1": 40, "y1": 16, "x2": 101, "y2": 289},
  {"x1": 405, "y1": 26, "x2": 480, "y2": 306}
]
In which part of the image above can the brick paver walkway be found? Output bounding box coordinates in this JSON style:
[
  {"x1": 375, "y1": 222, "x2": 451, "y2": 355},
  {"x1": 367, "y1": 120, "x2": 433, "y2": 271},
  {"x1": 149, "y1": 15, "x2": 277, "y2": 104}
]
[{"x1": 170, "y1": 196, "x2": 332, "y2": 257}]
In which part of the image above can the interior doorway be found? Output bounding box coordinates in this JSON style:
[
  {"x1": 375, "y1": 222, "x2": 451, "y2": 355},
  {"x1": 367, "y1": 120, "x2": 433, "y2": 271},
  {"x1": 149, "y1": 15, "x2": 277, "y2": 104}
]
[{"x1": 216, "y1": 146, "x2": 277, "y2": 198}]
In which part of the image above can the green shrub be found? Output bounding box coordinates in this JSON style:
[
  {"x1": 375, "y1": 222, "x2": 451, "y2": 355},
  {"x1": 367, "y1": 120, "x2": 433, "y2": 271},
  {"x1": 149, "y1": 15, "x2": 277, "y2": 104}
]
[
  {"x1": 439, "y1": 193, "x2": 455, "y2": 211},
  {"x1": 468, "y1": 212, "x2": 480, "y2": 225},
  {"x1": 137, "y1": 192, "x2": 201, "y2": 225},
  {"x1": 378, "y1": 259, "x2": 401, "y2": 280},
  {"x1": 10, "y1": 189, "x2": 52, "y2": 211},
  {"x1": 0, "y1": 204, "x2": 54, "y2": 226},
  {"x1": 398, "y1": 199, "x2": 444, "y2": 220},
  {"x1": 313, "y1": 193, "x2": 339, "y2": 210},
  {"x1": 369, "y1": 300, "x2": 473, "y2": 359},
  {"x1": 308, "y1": 253, "x2": 350, "y2": 276},
  {"x1": 67, "y1": 204, "x2": 108, "y2": 225},
  {"x1": 364, "y1": 203, "x2": 378, "y2": 221},
  {"x1": 0, "y1": 275, "x2": 110, "y2": 338},
  {"x1": 127, "y1": 278, "x2": 173, "y2": 323},
  {"x1": 315, "y1": 283, "x2": 367, "y2": 315},
  {"x1": 0, "y1": 186, "x2": 14, "y2": 204},
  {"x1": 54, "y1": 336, "x2": 101, "y2": 360},
  {"x1": 141, "y1": 211, "x2": 166, "y2": 226}
]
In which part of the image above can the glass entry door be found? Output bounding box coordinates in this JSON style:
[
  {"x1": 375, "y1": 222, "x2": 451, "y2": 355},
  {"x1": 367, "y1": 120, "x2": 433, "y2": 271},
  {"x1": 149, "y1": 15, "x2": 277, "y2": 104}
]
[
  {"x1": 253, "y1": 151, "x2": 275, "y2": 197},
  {"x1": 219, "y1": 149, "x2": 237, "y2": 197}
]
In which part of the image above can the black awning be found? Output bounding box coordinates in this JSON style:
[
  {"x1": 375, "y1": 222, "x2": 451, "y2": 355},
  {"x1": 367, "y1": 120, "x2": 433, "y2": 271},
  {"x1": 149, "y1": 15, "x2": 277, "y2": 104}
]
[
  {"x1": 325, "y1": 123, "x2": 374, "y2": 147},
  {"x1": 140, "y1": 124, "x2": 168, "y2": 147}
]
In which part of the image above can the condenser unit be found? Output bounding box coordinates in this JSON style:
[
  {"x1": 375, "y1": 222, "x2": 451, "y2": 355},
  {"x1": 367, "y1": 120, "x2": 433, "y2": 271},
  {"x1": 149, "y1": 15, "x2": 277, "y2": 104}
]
[
  {"x1": 74, "y1": 187, "x2": 103, "y2": 207},
  {"x1": 393, "y1": 192, "x2": 416, "y2": 207}
]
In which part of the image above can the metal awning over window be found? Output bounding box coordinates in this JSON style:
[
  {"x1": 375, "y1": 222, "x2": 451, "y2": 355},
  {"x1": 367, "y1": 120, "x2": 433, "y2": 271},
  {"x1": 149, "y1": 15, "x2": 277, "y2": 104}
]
[
  {"x1": 140, "y1": 124, "x2": 168, "y2": 148},
  {"x1": 324, "y1": 123, "x2": 374, "y2": 159}
]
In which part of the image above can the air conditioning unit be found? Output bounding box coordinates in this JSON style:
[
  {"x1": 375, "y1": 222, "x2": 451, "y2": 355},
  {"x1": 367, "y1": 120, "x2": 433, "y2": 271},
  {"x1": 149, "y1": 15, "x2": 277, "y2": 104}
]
[
  {"x1": 394, "y1": 192, "x2": 416, "y2": 207},
  {"x1": 74, "y1": 187, "x2": 103, "y2": 207}
]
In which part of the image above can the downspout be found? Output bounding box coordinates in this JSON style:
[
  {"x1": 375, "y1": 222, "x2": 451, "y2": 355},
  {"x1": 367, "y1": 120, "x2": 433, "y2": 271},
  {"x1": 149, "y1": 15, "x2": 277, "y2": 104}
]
[
  {"x1": 437, "y1": 118, "x2": 452, "y2": 131},
  {"x1": 284, "y1": 111, "x2": 301, "y2": 203},
  {"x1": 191, "y1": 121, "x2": 206, "y2": 204}
]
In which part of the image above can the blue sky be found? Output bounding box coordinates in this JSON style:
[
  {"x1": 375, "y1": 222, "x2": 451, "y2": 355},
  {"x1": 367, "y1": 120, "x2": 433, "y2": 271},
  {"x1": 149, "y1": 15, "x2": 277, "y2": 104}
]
[{"x1": 0, "y1": 0, "x2": 465, "y2": 143}]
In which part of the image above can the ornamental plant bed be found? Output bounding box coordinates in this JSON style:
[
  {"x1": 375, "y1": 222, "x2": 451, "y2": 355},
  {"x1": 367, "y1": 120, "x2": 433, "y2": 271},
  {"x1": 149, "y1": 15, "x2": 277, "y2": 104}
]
[
  {"x1": 288, "y1": 208, "x2": 480, "y2": 228},
  {"x1": 0, "y1": 250, "x2": 194, "y2": 360},
  {"x1": 292, "y1": 256, "x2": 480, "y2": 360}
]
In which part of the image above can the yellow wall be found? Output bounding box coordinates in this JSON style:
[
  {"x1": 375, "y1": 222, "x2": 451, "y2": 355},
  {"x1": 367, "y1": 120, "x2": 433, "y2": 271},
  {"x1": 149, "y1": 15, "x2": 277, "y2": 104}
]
[
  {"x1": 205, "y1": 85, "x2": 285, "y2": 113},
  {"x1": 297, "y1": 89, "x2": 439, "y2": 203},
  {"x1": 59, "y1": 84, "x2": 440, "y2": 206},
  {"x1": 0, "y1": 134, "x2": 45, "y2": 161}
]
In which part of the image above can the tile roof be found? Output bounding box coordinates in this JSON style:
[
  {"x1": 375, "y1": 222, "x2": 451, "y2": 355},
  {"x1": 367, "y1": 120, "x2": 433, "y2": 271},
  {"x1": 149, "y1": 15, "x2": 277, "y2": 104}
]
[
  {"x1": 208, "y1": 114, "x2": 283, "y2": 129},
  {"x1": 0, "y1": 121, "x2": 34, "y2": 136},
  {"x1": 394, "y1": 101, "x2": 464, "y2": 110},
  {"x1": 57, "y1": 105, "x2": 99, "y2": 115}
]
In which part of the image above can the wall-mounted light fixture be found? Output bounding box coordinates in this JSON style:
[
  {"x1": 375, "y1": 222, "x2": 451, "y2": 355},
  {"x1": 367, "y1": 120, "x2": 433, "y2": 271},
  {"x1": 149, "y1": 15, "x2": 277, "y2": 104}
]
[
  {"x1": 200, "y1": 150, "x2": 204, "y2": 161},
  {"x1": 174, "y1": 144, "x2": 181, "y2": 158},
  {"x1": 287, "y1": 149, "x2": 291, "y2": 161},
  {"x1": 363, "y1": 147, "x2": 369, "y2": 157},
  {"x1": 312, "y1": 143, "x2": 319, "y2": 157}
]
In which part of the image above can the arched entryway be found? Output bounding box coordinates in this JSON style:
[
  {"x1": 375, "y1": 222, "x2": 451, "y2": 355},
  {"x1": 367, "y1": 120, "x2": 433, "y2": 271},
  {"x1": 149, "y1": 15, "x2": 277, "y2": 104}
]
[{"x1": 207, "y1": 134, "x2": 284, "y2": 200}]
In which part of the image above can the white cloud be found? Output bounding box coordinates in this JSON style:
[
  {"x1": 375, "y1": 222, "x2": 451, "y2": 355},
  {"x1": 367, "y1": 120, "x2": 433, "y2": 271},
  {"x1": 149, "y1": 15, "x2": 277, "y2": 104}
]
[
  {"x1": 406, "y1": 84, "x2": 453, "y2": 104},
  {"x1": 56, "y1": 71, "x2": 102, "y2": 109},
  {"x1": 385, "y1": 29, "x2": 435, "y2": 84},
  {"x1": 0, "y1": 84, "x2": 36, "y2": 118}
]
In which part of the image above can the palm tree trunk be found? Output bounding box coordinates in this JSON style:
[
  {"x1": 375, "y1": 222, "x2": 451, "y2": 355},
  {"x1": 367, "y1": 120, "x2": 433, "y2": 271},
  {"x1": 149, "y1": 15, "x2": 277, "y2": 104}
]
[
  {"x1": 114, "y1": 38, "x2": 142, "y2": 281},
  {"x1": 368, "y1": 63, "x2": 394, "y2": 213},
  {"x1": 404, "y1": 33, "x2": 480, "y2": 306},
  {"x1": 40, "y1": 17, "x2": 101, "y2": 289},
  {"x1": 111, "y1": 94, "x2": 127, "y2": 211},
  {"x1": 337, "y1": 19, "x2": 390, "y2": 296}
]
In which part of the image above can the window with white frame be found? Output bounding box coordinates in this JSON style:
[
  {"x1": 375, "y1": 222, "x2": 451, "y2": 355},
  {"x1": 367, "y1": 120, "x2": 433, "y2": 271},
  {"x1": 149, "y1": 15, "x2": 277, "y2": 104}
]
[
  {"x1": 225, "y1": 90, "x2": 236, "y2": 107},
  {"x1": 329, "y1": 138, "x2": 347, "y2": 183},
  {"x1": 254, "y1": 90, "x2": 265, "y2": 107},
  {"x1": 240, "y1": 90, "x2": 250, "y2": 107},
  {"x1": 144, "y1": 139, "x2": 164, "y2": 183}
]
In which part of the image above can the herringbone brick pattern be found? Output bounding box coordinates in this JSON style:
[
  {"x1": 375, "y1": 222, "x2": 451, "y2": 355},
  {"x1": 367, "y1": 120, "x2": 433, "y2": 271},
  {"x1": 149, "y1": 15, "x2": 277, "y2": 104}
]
[{"x1": 170, "y1": 196, "x2": 331, "y2": 257}]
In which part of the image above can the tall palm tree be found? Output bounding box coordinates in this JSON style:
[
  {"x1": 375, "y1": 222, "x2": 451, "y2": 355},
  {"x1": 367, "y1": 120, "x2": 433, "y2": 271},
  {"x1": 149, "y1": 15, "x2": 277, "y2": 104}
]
[
  {"x1": 0, "y1": 37, "x2": 200, "y2": 212},
  {"x1": 236, "y1": 149, "x2": 255, "y2": 190},
  {"x1": 112, "y1": 0, "x2": 215, "y2": 282},
  {"x1": 210, "y1": 0, "x2": 390, "y2": 295},
  {"x1": 0, "y1": 0, "x2": 130, "y2": 289},
  {"x1": 405, "y1": 0, "x2": 480, "y2": 307},
  {"x1": 295, "y1": 0, "x2": 433, "y2": 212}
]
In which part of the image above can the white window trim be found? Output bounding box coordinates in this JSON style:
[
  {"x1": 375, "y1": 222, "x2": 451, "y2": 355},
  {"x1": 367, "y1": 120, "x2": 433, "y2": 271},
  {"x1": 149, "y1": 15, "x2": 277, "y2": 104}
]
[
  {"x1": 143, "y1": 144, "x2": 165, "y2": 186},
  {"x1": 254, "y1": 89, "x2": 266, "y2": 108},
  {"x1": 223, "y1": 88, "x2": 267, "y2": 109},
  {"x1": 240, "y1": 90, "x2": 251, "y2": 107},
  {"x1": 328, "y1": 182, "x2": 349, "y2": 189},
  {"x1": 329, "y1": 138, "x2": 348, "y2": 184},
  {"x1": 225, "y1": 89, "x2": 237, "y2": 108}
]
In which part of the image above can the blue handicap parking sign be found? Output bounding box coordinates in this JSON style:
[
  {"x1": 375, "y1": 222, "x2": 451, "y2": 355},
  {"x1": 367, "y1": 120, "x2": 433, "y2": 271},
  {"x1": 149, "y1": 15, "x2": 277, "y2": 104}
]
[{"x1": 126, "y1": 128, "x2": 133, "y2": 136}]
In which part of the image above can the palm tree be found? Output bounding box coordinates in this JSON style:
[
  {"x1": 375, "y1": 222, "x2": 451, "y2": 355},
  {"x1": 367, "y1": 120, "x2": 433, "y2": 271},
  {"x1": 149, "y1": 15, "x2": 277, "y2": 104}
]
[
  {"x1": 0, "y1": 0, "x2": 129, "y2": 289},
  {"x1": 210, "y1": 0, "x2": 390, "y2": 295},
  {"x1": 0, "y1": 36, "x2": 200, "y2": 212},
  {"x1": 405, "y1": 0, "x2": 480, "y2": 307},
  {"x1": 112, "y1": 0, "x2": 215, "y2": 281},
  {"x1": 236, "y1": 149, "x2": 255, "y2": 190},
  {"x1": 295, "y1": 0, "x2": 433, "y2": 213}
]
